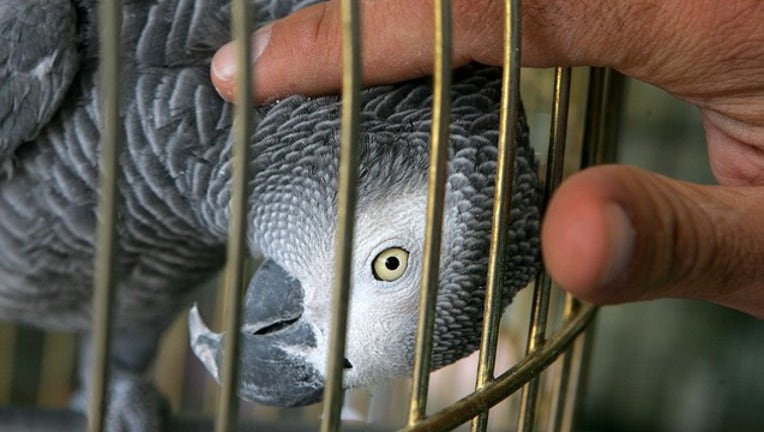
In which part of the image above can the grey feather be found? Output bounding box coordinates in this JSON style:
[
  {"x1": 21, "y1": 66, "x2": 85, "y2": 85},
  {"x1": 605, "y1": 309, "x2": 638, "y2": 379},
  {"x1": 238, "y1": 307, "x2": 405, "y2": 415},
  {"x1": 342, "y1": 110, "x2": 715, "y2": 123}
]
[
  {"x1": 0, "y1": 0, "x2": 87, "y2": 169},
  {"x1": 0, "y1": 0, "x2": 541, "y2": 427}
]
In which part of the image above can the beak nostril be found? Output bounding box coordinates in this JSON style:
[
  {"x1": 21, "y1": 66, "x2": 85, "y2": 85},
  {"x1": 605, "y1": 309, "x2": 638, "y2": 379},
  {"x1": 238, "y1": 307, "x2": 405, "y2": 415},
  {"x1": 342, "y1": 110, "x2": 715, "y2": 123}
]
[
  {"x1": 253, "y1": 316, "x2": 300, "y2": 335},
  {"x1": 343, "y1": 358, "x2": 353, "y2": 369}
]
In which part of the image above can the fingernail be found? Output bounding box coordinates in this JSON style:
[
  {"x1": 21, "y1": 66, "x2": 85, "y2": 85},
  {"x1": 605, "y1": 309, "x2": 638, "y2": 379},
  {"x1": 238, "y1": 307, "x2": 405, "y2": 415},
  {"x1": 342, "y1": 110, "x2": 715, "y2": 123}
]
[
  {"x1": 601, "y1": 203, "x2": 636, "y2": 286},
  {"x1": 252, "y1": 25, "x2": 272, "y2": 63},
  {"x1": 212, "y1": 25, "x2": 272, "y2": 82},
  {"x1": 211, "y1": 42, "x2": 235, "y2": 82}
]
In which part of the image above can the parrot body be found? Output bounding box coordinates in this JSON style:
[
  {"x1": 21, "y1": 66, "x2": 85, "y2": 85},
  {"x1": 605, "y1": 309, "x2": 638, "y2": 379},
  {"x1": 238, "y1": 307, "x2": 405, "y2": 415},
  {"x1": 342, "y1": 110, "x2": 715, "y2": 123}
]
[
  {"x1": 0, "y1": 0, "x2": 540, "y2": 430},
  {"x1": 0, "y1": 0, "x2": 86, "y2": 170}
]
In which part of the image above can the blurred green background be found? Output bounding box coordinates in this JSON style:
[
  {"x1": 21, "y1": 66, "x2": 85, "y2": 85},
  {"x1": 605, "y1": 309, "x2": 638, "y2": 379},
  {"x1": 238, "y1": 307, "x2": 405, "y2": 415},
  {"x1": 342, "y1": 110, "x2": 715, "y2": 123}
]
[{"x1": 576, "y1": 77, "x2": 764, "y2": 432}]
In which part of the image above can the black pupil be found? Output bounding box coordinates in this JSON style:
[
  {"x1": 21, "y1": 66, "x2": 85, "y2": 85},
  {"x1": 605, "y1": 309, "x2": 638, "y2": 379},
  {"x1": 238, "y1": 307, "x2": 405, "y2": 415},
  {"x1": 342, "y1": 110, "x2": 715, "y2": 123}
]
[{"x1": 385, "y1": 256, "x2": 400, "y2": 271}]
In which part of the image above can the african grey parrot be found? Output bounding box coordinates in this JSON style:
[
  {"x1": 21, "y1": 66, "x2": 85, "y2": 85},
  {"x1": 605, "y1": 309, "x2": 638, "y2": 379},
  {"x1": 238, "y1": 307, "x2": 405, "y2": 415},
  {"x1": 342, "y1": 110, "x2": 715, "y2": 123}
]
[{"x1": 0, "y1": 0, "x2": 540, "y2": 430}]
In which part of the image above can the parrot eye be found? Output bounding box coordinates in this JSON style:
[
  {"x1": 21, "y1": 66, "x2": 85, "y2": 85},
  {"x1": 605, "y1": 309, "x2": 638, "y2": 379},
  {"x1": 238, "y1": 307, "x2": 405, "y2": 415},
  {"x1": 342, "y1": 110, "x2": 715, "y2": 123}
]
[{"x1": 372, "y1": 247, "x2": 409, "y2": 282}]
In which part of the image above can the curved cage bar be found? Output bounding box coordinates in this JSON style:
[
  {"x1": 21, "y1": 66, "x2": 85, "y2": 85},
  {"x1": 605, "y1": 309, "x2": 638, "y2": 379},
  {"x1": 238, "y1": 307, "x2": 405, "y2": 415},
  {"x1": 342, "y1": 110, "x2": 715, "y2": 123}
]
[{"x1": 400, "y1": 304, "x2": 597, "y2": 432}]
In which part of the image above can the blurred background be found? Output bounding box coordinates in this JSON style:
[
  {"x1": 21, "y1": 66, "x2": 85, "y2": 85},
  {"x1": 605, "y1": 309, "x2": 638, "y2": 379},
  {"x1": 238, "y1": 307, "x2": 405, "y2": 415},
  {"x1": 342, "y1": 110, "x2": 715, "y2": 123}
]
[
  {"x1": 576, "y1": 75, "x2": 764, "y2": 432},
  {"x1": 1, "y1": 68, "x2": 763, "y2": 431},
  {"x1": 525, "y1": 68, "x2": 764, "y2": 432}
]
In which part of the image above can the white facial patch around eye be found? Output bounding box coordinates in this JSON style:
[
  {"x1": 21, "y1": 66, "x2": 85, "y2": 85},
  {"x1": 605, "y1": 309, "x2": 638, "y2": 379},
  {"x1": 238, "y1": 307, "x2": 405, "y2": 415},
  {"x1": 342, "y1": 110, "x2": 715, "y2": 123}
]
[{"x1": 339, "y1": 190, "x2": 430, "y2": 385}]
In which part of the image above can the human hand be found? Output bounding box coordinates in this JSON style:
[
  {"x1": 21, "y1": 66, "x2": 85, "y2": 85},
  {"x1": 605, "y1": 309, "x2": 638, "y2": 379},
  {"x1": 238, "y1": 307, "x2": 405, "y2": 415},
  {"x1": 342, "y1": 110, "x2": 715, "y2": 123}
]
[{"x1": 210, "y1": 0, "x2": 764, "y2": 319}]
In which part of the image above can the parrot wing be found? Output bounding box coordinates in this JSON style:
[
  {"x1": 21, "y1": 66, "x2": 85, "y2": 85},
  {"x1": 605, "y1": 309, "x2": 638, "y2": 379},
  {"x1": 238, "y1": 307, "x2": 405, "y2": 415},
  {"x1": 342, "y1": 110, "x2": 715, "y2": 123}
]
[{"x1": 0, "y1": 0, "x2": 81, "y2": 166}]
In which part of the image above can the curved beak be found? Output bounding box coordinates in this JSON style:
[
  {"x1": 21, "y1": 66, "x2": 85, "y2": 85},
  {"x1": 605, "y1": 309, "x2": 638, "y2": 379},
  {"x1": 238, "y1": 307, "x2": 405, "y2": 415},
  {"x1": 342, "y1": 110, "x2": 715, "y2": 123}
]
[{"x1": 189, "y1": 259, "x2": 324, "y2": 407}]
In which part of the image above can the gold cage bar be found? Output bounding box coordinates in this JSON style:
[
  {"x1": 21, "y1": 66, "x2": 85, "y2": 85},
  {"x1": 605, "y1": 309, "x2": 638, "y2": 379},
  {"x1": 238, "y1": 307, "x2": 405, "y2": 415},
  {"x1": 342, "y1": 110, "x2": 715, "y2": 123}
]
[
  {"x1": 88, "y1": 1, "x2": 123, "y2": 431},
  {"x1": 400, "y1": 16, "x2": 626, "y2": 432},
  {"x1": 401, "y1": 305, "x2": 597, "y2": 432},
  {"x1": 320, "y1": 0, "x2": 363, "y2": 429},
  {"x1": 214, "y1": 0, "x2": 255, "y2": 431},
  {"x1": 515, "y1": 65, "x2": 572, "y2": 432},
  {"x1": 407, "y1": 0, "x2": 453, "y2": 425},
  {"x1": 470, "y1": 0, "x2": 522, "y2": 430}
]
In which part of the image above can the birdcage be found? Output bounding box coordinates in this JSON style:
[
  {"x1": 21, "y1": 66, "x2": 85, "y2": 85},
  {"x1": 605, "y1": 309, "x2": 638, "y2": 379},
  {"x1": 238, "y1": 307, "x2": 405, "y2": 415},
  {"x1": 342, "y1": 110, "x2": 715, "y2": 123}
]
[{"x1": 0, "y1": 0, "x2": 625, "y2": 431}]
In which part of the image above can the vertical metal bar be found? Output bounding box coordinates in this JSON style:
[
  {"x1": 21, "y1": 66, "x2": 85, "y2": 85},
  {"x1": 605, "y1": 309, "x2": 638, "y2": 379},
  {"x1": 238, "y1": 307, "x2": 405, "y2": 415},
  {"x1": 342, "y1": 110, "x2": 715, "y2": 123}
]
[
  {"x1": 319, "y1": 0, "x2": 362, "y2": 429},
  {"x1": 552, "y1": 297, "x2": 597, "y2": 432},
  {"x1": 469, "y1": 0, "x2": 520, "y2": 430},
  {"x1": 580, "y1": 68, "x2": 605, "y2": 170},
  {"x1": 541, "y1": 67, "x2": 572, "y2": 208},
  {"x1": 547, "y1": 67, "x2": 611, "y2": 432},
  {"x1": 549, "y1": 295, "x2": 579, "y2": 431},
  {"x1": 580, "y1": 68, "x2": 625, "y2": 169},
  {"x1": 551, "y1": 351, "x2": 574, "y2": 431},
  {"x1": 559, "y1": 317, "x2": 596, "y2": 432},
  {"x1": 553, "y1": 67, "x2": 624, "y2": 432},
  {"x1": 407, "y1": 0, "x2": 452, "y2": 425},
  {"x1": 203, "y1": 276, "x2": 227, "y2": 415},
  {"x1": 515, "y1": 277, "x2": 551, "y2": 431},
  {"x1": 88, "y1": 1, "x2": 122, "y2": 430},
  {"x1": 597, "y1": 69, "x2": 626, "y2": 165},
  {"x1": 214, "y1": 0, "x2": 253, "y2": 431},
  {"x1": 516, "y1": 66, "x2": 571, "y2": 431}
]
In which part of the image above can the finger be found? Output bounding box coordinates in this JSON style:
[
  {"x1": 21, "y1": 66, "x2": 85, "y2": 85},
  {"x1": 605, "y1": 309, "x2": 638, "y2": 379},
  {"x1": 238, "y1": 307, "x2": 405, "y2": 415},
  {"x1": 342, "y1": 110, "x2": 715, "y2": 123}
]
[
  {"x1": 542, "y1": 165, "x2": 764, "y2": 319},
  {"x1": 211, "y1": 0, "x2": 627, "y2": 103},
  {"x1": 211, "y1": 0, "x2": 476, "y2": 103},
  {"x1": 213, "y1": 1, "x2": 763, "y2": 103}
]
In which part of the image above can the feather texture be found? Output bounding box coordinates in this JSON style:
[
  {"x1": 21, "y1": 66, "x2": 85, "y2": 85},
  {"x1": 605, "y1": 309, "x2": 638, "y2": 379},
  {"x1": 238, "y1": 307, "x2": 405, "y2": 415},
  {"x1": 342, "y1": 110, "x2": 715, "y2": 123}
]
[
  {"x1": 0, "y1": 0, "x2": 541, "y2": 418},
  {"x1": 0, "y1": 0, "x2": 82, "y2": 166}
]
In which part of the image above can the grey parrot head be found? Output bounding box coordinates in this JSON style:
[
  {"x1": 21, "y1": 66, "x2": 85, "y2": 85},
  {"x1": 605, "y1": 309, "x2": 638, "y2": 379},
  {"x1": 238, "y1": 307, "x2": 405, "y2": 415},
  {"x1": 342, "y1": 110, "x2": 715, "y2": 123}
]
[{"x1": 189, "y1": 65, "x2": 541, "y2": 407}]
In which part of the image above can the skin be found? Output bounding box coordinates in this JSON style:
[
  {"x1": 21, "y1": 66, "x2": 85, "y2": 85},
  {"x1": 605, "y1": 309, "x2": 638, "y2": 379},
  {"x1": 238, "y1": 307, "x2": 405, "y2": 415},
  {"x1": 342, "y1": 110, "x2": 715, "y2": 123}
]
[{"x1": 210, "y1": 0, "x2": 764, "y2": 319}]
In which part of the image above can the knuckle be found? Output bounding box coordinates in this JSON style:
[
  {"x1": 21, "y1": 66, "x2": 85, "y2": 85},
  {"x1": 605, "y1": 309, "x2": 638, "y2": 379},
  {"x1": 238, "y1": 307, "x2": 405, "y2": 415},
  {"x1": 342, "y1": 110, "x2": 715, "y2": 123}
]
[{"x1": 451, "y1": 0, "x2": 503, "y2": 64}]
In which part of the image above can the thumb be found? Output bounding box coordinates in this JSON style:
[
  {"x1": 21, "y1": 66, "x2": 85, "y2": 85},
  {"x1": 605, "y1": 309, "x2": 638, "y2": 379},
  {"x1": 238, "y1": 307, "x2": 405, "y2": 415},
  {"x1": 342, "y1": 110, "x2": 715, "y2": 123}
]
[{"x1": 542, "y1": 165, "x2": 764, "y2": 319}]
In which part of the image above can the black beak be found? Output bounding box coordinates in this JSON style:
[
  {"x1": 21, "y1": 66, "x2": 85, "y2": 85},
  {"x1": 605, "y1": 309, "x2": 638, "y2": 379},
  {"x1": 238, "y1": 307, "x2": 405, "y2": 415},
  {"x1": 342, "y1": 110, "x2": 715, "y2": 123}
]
[{"x1": 189, "y1": 259, "x2": 324, "y2": 407}]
